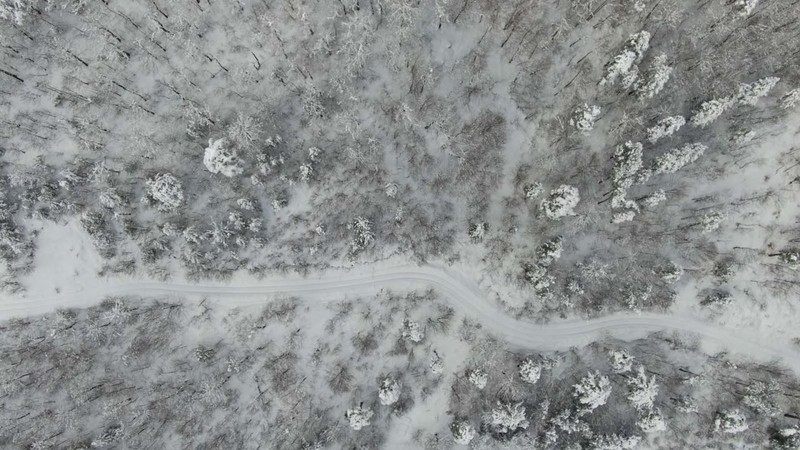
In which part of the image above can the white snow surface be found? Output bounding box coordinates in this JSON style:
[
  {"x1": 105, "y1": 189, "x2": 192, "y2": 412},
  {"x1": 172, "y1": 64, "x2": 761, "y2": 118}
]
[{"x1": 4, "y1": 222, "x2": 800, "y2": 373}]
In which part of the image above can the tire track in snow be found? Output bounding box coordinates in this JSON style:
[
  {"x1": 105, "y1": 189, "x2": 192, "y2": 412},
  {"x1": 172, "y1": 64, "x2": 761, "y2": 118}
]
[{"x1": 3, "y1": 263, "x2": 798, "y2": 371}]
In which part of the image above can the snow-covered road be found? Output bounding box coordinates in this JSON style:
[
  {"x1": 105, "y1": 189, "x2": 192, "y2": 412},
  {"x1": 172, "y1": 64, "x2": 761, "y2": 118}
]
[{"x1": 4, "y1": 262, "x2": 799, "y2": 371}]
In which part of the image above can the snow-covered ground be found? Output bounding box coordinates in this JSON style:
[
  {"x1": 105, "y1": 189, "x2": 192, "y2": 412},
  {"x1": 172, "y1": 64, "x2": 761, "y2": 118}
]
[{"x1": 5, "y1": 221, "x2": 799, "y2": 373}]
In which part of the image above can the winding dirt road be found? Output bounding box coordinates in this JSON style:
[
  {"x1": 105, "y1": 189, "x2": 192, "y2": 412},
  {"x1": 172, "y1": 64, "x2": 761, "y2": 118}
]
[{"x1": 4, "y1": 262, "x2": 798, "y2": 371}]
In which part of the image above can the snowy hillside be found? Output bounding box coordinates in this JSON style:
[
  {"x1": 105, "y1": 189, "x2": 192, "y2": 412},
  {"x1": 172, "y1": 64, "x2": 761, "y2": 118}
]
[{"x1": 1, "y1": 0, "x2": 800, "y2": 448}]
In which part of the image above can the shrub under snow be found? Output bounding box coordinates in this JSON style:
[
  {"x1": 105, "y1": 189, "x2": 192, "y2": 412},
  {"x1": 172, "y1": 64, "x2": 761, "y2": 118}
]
[
  {"x1": 345, "y1": 405, "x2": 374, "y2": 431},
  {"x1": 204, "y1": 137, "x2": 243, "y2": 177},
  {"x1": 541, "y1": 185, "x2": 580, "y2": 219},
  {"x1": 146, "y1": 173, "x2": 184, "y2": 210}
]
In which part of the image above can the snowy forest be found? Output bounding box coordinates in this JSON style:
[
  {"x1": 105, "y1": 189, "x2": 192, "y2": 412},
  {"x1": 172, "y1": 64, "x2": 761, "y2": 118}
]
[
  {"x1": 1, "y1": 0, "x2": 800, "y2": 447},
  {"x1": 3, "y1": 292, "x2": 800, "y2": 449}
]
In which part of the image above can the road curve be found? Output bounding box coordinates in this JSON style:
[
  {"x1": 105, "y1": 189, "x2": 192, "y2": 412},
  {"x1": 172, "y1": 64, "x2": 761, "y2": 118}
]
[{"x1": 3, "y1": 262, "x2": 798, "y2": 371}]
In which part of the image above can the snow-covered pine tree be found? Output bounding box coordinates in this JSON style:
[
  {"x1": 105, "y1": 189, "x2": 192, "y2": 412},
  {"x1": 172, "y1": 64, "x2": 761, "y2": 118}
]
[
  {"x1": 574, "y1": 371, "x2": 612, "y2": 411},
  {"x1": 646, "y1": 116, "x2": 685, "y2": 144},
  {"x1": 541, "y1": 185, "x2": 580, "y2": 219},
  {"x1": 345, "y1": 405, "x2": 374, "y2": 431},
  {"x1": 490, "y1": 401, "x2": 529, "y2": 434},
  {"x1": 378, "y1": 377, "x2": 401, "y2": 406}
]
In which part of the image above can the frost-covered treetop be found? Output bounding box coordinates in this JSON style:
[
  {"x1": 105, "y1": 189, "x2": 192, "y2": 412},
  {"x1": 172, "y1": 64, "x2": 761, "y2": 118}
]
[
  {"x1": 99, "y1": 188, "x2": 124, "y2": 210},
  {"x1": 646, "y1": 115, "x2": 685, "y2": 144},
  {"x1": 778, "y1": 248, "x2": 800, "y2": 267},
  {"x1": 401, "y1": 319, "x2": 424, "y2": 343},
  {"x1": 612, "y1": 141, "x2": 643, "y2": 190},
  {"x1": 637, "y1": 409, "x2": 667, "y2": 433},
  {"x1": 627, "y1": 366, "x2": 659, "y2": 410},
  {"x1": 384, "y1": 182, "x2": 399, "y2": 198},
  {"x1": 378, "y1": 377, "x2": 401, "y2": 406},
  {"x1": 612, "y1": 210, "x2": 636, "y2": 224},
  {"x1": 590, "y1": 433, "x2": 642, "y2": 450},
  {"x1": 640, "y1": 189, "x2": 667, "y2": 208},
  {"x1": 451, "y1": 421, "x2": 476, "y2": 445},
  {"x1": 204, "y1": 137, "x2": 244, "y2": 177},
  {"x1": 690, "y1": 98, "x2": 733, "y2": 127},
  {"x1": 574, "y1": 371, "x2": 612, "y2": 411},
  {"x1": 519, "y1": 359, "x2": 542, "y2": 384},
  {"x1": 655, "y1": 261, "x2": 683, "y2": 282},
  {"x1": 345, "y1": 405, "x2": 374, "y2": 431},
  {"x1": 781, "y1": 88, "x2": 800, "y2": 109},
  {"x1": 735, "y1": 0, "x2": 759, "y2": 16},
  {"x1": 468, "y1": 368, "x2": 488, "y2": 389},
  {"x1": 700, "y1": 210, "x2": 725, "y2": 233},
  {"x1": 146, "y1": 173, "x2": 184, "y2": 211},
  {"x1": 570, "y1": 104, "x2": 601, "y2": 134},
  {"x1": 0, "y1": 0, "x2": 29, "y2": 25},
  {"x1": 541, "y1": 185, "x2": 580, "y2": 219},
  {"x1": 469, "y1": 222, "x2": 487, "y2": 242},
  {"x1": 653, "y1": 143, "x2": 707, "y2": 174},
  {"x1": 298, "y1": 163, "x2": 313, "y2": 182},
  {"x1": 736, "y1": 77, "x2": 780, "y2": 106},
  {"x1": 350, "y1": 216, "x2": 375, "y2": 253},
  {"x1": 600, "y1": 31, "x2": 651, "y2": 86},
  {"x1": 636, "y1": 54, "x2": 672, "y2": 99},
  {"x1": 536, "y1": 236, "x2": 563, "y2": 266},
  {"x1": 715, "y1": 410, "x2": 749, "y2": 434},
  {"x1": 491, "y1": 401, "x2": 529, "y2": 434},
  {"x1": 430, "y1": 351, "x2": 444, "y2": 374},
  {"x1": 609, "y1": 349, "x2": 634, "y2": 373}
]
